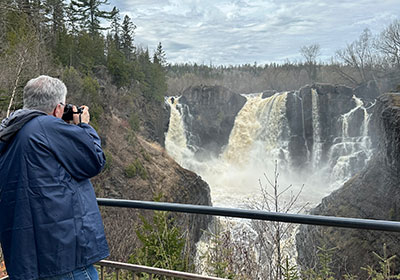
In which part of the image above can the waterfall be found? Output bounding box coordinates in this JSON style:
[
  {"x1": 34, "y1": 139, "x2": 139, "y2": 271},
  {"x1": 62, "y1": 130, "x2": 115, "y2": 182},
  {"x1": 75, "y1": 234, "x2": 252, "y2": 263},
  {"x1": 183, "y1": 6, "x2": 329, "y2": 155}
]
[
  {"x1": 165, "y1": 90, "x2": 374, "y2": 206},
  {"x1": 223, "y1": 92, "x2": 289, "y2": 168},
  {"x1": 311, "y1": 89, "x2": 322, "y2": 167},
  {"x1": 328, "y1": 95, "x2": 372, "y2": 188},
  {"x1": 164, "y1": 96, "x2": 194, "y2": 165}
]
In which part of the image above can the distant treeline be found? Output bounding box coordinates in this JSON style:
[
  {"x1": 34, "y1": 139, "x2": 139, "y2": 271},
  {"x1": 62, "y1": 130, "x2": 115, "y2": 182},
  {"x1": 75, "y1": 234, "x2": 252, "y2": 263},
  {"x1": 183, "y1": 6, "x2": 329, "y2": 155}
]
[{"x1": 166, "y1": 24, "x2": 400, "y2": 95}]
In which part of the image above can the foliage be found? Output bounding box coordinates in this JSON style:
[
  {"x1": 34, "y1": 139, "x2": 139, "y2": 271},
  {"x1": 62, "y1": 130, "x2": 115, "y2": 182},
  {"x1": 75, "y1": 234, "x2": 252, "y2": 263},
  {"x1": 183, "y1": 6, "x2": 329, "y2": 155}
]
[
  {"x1": 281, "y1": 257, "x2": 300, "y2": 280},
  {"x1": 124, "y1": 159, "x2": 147, "y2": 179},
  {"x1": 129, "y1": 206, "x2": 190, "y2": 279},
  {"x1": 70, "y1": 0, "x2": 116, "y2": 35},
  {"x1": 362, "y1": 244, "x2": 400, "y2": 280},
  {"x1": 141, "y1": 149, "x2": 151, "y2": 162},
  {"x1": 120, "y1": 15, "x2": 136, "y2": 60},
  {"x1": 302, "y1": 246, "x2": 336, "y2": 280},
  {"x1": 129, "y1": 113, "x2": 140, "y2": 131},
  {"x1": 103, "y1": 150, "x2": 113, "y2": 172}
]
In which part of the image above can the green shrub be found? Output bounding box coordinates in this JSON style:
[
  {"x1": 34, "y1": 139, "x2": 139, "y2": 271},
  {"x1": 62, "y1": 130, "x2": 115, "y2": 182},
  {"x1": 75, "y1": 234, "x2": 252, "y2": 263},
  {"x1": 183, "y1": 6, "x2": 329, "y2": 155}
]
[
  {"x1": 129, "y1": 113, "x2": 140, "y2": 131},
  {"x1": 362, "y1": 243, "x2": 400, "y2": 279},
  {"x1": 129, "y1": 210, "x2": 190, "y2": 278},
  {"x1": 103, "y1": 150, "x2": 113, "y2": 171},
  {"x1": 302, "y1": 246, "x2": 336, "y2": 280},
  {"x1": 124, "y1": 159, "x2": 147, "y2": 179}
]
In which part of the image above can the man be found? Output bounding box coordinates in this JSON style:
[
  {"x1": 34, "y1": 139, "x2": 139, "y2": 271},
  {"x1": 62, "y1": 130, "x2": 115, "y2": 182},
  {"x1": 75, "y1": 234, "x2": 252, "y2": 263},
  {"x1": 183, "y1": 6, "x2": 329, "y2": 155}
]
[{"x1": 0, "y1": 75, "x2": 109, "y2": 279}]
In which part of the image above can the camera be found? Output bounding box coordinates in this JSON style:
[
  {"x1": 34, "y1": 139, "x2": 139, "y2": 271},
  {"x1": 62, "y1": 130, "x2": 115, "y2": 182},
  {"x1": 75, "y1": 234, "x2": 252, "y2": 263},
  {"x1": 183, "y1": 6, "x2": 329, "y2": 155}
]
[{"x1": 62, "y1": 104, "x2": 83, "y2": 121}]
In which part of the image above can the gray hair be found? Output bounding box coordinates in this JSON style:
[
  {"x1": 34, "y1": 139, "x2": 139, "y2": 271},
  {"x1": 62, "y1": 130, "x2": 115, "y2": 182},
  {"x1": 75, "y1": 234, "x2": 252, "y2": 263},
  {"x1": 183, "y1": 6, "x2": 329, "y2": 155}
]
[{"x1": 23, "y1": 75, "x2": 67, "y2": 113}]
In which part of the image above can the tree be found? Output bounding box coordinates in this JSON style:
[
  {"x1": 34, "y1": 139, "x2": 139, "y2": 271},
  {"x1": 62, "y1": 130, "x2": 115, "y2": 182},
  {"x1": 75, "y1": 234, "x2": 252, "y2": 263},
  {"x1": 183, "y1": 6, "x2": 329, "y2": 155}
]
[
  {"x1": 249, "y1": 164, "x2": 307, "y2": 280},
  {"x1": 129, "y1": 210, "x2": 191, "y2": 277},
  {"x1": 377, "y1": 19, "x2": 400, "y2": 68},
  {"x1": 334, "y1": 28, "x2": 375, "y2": 85},
  {"x1": 154, "y1": 42, "x2": 166, "y2": 66},
  {"x1": 65, "y1": 2, "x2": 80, "y2": 35},
  {"x1": 70, "y1": 0, "x2": 116, "y2": 35},
  {"x1": 120, "y1": 14, "x2": 136, "y2": 60},
  {"x1": 44, "y1": 0, "x2": 65, "y2": 45},
  {"x1": 300, "y1": 44, "x2": 320, "y2": 82},
  {"x1": 109, "y1": 7, "x2": 120, "y2": 50},
  {"x1": 0, "y1": 11, "x2": 53, "y2": 118}
]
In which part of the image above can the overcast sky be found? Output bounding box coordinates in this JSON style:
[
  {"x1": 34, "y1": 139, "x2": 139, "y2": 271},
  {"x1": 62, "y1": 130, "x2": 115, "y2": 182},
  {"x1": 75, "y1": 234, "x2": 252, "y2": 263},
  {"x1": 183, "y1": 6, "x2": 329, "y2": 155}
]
[{"x1": 107, "y1": 0, "x2": 400, "y2": 66}]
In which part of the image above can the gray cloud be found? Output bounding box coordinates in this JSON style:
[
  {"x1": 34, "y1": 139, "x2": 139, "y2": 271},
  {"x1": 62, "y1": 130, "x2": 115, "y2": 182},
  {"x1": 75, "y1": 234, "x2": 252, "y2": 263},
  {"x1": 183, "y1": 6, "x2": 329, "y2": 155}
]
[{"x1": 109, "y1": 0, "x2": 400, "y2": 65}]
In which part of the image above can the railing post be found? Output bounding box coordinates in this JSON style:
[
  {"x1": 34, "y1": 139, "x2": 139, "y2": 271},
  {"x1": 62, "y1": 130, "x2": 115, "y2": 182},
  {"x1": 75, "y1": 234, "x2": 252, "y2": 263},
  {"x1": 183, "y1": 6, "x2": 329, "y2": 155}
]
[
  {"x1": 116, "y1": 269, "x2": 119, "y2": 280},
  {"x1": 100, "y1": 266, "x2": 104, "y2": 280}
]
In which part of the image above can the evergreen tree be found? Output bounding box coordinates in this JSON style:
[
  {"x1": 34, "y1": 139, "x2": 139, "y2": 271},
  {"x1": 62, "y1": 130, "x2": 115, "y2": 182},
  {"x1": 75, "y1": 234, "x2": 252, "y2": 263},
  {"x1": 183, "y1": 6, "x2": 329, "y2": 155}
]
[
  {"x1": 70, "y1": 0, "x2": 116, "y2": 35},
  {"x1": 121, "y1": 14, "x2": 136, "y2": 60},
  {"x1": 129, "y1": 210, "x2": 191, "y2": 275},
  {"x1": 106, "y1": 32, "x2": 130, "y2": 87},
  {"x1": 153, "y1": 41, "x2": 166, "y2": 66},
  {"x1": 109, "y1": 7, "x2": 120, "y2": 50},
  {"x1": 44, "y1": 0, "x2": 65, "y2": 38},
  {"x1": 65, "y1": 2, "x2": 80, "y2": 35}
]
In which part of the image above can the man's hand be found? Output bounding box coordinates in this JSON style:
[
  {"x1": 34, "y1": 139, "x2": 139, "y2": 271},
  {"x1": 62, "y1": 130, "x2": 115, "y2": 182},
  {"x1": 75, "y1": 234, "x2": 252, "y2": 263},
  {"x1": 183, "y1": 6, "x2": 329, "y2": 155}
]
[{"x1": 72, "y1": 105, "x2": 90, "y2": 124}]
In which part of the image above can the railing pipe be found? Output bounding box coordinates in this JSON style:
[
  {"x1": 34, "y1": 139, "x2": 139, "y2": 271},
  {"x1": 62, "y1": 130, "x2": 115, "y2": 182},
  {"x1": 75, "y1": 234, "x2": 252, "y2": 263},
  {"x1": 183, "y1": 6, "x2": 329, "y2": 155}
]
[
  {"x1": 97, "y1": 198, "x2": 400, "y2": 232},
  {"x1": 96, "y1": 260, "x2": 228, "y2": 280}
]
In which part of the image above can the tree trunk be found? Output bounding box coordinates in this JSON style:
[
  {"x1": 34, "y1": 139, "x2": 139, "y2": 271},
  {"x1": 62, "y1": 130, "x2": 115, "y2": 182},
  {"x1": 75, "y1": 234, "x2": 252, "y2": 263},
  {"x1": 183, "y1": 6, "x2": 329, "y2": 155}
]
[{"x1": 7, "y1": 49, "x2": 27, "y2": 117}]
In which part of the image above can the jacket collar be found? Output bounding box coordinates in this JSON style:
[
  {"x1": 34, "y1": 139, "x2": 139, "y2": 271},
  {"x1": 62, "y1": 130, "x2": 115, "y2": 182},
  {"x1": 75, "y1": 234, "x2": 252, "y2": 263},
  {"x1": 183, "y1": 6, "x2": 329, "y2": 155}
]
[{"x1": 0, "y1": 109, "x2": 47, "y2": 153}]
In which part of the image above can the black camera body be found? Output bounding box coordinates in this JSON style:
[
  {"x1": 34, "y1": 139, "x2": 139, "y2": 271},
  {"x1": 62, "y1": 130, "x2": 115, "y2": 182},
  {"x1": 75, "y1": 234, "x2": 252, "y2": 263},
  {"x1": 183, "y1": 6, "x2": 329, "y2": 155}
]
[{"x1": 62, "y1": 104, "x2": 83, "y2": 121}]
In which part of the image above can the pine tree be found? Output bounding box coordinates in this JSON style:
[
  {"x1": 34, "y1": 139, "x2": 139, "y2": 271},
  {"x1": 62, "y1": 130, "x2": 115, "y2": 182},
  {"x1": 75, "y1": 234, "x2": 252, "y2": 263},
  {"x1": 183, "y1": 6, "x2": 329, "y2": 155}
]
[
  {"x1": 65, "y1": 2, "x2": 80, "y2": 35},
  {"x1": 44, "y1": 0, "x2": 65, "y2": 37},
  {"x1": 109, "y1": 7, "x2": 120, "y2": 50},
  {"x1": 120, "y1": 14, "x2": 136, "y2": 60},
  {"x1": 154, "y1": 41, "x2": 166, "y2": 66},
  {"x1": 70, "y1": 0, "x2": 116, "y2": 35}
]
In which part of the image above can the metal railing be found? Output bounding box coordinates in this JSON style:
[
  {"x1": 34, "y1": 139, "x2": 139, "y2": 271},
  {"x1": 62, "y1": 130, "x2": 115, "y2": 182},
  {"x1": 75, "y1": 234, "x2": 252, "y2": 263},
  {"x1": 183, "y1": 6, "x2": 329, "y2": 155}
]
[
  {"x1": 94, "y1": 198, "x2": 400, "y2": 279},
  {"x1": 97, "y1": 198, "x2": 400, "y2": 232},
  {"x1": 2, "y1": 198, "x2": 400, "y2": 280},
  {"x1": 96, "y1": 260, "x2": 227, "y2": 280}
]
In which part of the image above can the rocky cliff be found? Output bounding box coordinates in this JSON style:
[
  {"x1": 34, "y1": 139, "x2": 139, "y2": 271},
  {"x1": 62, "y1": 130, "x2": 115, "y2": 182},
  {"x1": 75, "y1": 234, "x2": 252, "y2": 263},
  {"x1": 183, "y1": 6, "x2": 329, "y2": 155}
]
[
  {"x1": 296, "y1": 92, "x2": 400, "y2": 278},
  {"x1": 179, "y1": 85, "x2": 247, "y2": 157}
]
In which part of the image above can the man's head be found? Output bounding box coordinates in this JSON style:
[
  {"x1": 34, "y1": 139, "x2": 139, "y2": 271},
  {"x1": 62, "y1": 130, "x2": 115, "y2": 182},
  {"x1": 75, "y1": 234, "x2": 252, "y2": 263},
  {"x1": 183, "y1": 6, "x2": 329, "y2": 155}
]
[{"x1": 23, "y1": 75, "x2": 67, "y2": 117}]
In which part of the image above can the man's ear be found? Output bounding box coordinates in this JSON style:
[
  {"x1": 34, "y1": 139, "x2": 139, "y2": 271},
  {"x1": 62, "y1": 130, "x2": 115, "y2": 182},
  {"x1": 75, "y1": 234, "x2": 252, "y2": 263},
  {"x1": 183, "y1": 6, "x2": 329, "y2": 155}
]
[{"x1": 53, "y1": 104, "x2": 64, "y2": 119}]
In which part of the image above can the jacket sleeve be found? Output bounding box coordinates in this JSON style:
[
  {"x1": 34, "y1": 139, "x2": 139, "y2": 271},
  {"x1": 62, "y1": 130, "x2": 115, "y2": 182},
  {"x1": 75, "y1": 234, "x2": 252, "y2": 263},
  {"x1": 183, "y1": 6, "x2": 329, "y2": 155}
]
[{"x1": 42, "y1": 118, "x2": 106, "y2": 181}]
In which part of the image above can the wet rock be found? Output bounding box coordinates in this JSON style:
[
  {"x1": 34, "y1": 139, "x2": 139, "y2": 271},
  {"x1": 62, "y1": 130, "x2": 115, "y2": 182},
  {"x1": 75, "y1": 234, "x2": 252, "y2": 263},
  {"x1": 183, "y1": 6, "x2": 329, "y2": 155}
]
[
  {"x1": 179, "y1": 85, "x2": 247, "y2": 156},
  {"x1": 296, "y1": 92, "x2": 400, "y2": 278}
]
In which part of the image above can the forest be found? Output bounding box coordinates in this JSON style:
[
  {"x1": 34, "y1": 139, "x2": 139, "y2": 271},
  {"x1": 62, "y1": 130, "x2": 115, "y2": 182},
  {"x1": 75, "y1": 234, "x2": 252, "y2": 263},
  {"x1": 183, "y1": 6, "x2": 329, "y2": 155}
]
[
  {"x1": 0, "y1": 0, "x2": 167, "y2": 120},
  {"x1": 166, "y1": 25, "x2": 400, "y2": 96}
]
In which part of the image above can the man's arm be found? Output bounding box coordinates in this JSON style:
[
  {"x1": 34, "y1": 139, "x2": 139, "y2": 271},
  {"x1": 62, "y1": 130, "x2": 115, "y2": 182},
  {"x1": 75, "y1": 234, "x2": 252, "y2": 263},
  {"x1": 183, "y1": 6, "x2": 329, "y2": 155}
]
[{"x1": 42, "y1": 116, "x2": 106, "y2": 181}]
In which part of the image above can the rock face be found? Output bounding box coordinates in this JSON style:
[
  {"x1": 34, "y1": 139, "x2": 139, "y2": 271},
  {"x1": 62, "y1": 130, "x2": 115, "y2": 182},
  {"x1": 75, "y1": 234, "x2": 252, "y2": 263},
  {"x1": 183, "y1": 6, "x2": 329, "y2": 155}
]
[
  {"x1": 296, "y1": 93, "x2": 400, "y2": 278},
  {"x1": 179, "y1": 85, "x2": 247, "y2": 156},
  {"x1": 286, "y1": 83, "x2": 366, "y2": 168}
]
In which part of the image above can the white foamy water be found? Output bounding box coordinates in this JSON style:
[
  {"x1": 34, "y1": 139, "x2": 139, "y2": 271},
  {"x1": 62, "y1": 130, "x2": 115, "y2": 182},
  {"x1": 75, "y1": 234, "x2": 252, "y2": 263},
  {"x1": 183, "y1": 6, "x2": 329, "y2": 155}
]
[{"x1": 164, "y1": 91, "x2": 373, "y2": 208}]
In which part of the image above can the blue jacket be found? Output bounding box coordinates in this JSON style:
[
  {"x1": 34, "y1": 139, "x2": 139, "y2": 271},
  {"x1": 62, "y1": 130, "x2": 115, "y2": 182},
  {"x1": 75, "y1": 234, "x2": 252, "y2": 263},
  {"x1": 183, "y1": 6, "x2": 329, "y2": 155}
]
[{"x1": 0, "y1": 110, "x2": 109, "y2": 280}]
